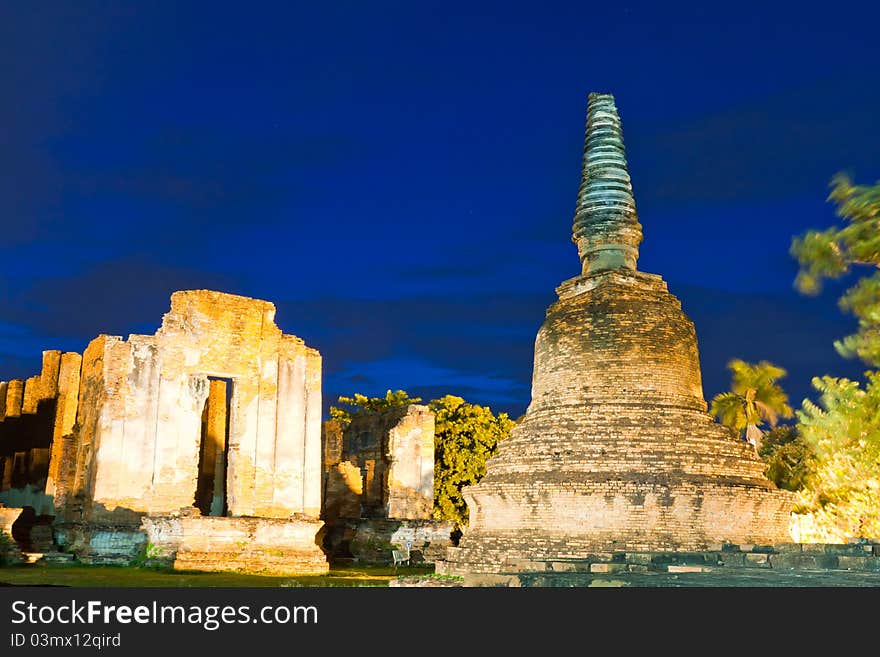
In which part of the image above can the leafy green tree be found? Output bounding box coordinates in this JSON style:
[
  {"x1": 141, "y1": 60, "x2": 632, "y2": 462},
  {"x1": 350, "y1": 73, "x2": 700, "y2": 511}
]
[
  {"x1": 329, "y1": 389, "x2": 421, "y2": 424},
  {"x1": 758, "y1": 425, "x2": 815, "y2": 492},
  {"x1": 710, "y1": 359, "x2": 794, "y2": 453},
  {"x1": 791, "y1": 174, "x2": 880, "y2": 365},
  {"x1": 430, "y1": 395, "x2": 514, "y2": 529},
  {"x1": 793, "y1": 373, "x2": 880, "y2": 541}
]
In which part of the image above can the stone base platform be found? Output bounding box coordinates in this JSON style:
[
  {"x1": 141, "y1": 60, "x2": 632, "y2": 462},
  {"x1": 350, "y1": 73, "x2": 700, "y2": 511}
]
[
  {"x1": 53, "y1": 515, "x2": 329, "y2": 574},
  {"x1": 435, "y1": 541, "x2": 880, "y2": 586},
  {"x1": 459, "y1": 477, "x2": 793, "y2": 561},
  {"x1": 323, "y1": 517, "x2": 453, "y2": 564},
  {"x1": 54, "y1": 522, "x2": 148, "y2": 564},
  {"x1": 147, "y1": 515, "x2": 329, "y2": 576}
]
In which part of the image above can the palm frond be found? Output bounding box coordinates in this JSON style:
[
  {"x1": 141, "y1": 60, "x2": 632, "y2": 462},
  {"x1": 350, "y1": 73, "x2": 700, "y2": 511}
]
[{"x1": 710, "y1": 392, "x2": 747, "y2": 431}]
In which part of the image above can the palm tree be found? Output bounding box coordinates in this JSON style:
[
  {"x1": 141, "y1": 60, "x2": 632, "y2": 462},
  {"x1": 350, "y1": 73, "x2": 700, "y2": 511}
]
[{"x1": 710, "y1": 359, "x2": 794, "y2": 455}]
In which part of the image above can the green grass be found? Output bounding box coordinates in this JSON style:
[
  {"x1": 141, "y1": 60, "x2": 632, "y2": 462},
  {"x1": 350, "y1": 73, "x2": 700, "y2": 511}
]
[{"x1": 0, "y1": 562, "x2": 433, "y2": 587}]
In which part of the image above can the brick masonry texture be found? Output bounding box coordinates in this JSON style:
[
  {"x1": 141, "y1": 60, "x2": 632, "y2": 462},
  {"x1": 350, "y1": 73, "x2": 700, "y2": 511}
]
[{"x1": 432, "y1": 541, "x2": 880, "y2": 585}]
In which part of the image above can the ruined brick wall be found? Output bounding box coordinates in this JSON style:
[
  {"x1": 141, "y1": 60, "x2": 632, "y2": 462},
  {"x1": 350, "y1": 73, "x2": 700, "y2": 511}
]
[
  {"x1": 0, "y1": 350, "x2": 82, "y2": 517},
  {"x1": 320, "y1": 419, "x2": 361, "y2": 521},
  {"x1": 322, "y1": 405, "x2": 435, "y2": 521},
  {"x1": 0, "y1": 291, "x2": 328, "y2": 571},
  {"x1": 65, "y1": 290, "x2": 323, "y2": 525}
]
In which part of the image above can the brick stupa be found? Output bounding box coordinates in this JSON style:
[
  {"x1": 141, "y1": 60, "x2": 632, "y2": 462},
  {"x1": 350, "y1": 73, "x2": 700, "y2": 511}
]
[{"x1": 440, "y1": 93, "x2": 794, "y2": 574}]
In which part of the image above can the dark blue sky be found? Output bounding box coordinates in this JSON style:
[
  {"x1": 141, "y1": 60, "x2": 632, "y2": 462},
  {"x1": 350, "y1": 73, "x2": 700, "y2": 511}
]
[{"x1": 1, "y1": 1, "x2": 878, "y2": 418}]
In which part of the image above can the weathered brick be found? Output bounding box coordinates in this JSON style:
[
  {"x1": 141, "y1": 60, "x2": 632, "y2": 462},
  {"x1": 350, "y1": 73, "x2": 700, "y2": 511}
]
[
  {"x1": 837, "y1": 556, "x2": 871, "y2": 571},
  {"x1": 668, "y1": 565, "x2": 711, "y2": 573},
  {"x1": 591, "y1": 563, "x2": 627, "y2": 574},
  {"x1": 744, "y1": 553, "x2": 770, "y2": 567}
]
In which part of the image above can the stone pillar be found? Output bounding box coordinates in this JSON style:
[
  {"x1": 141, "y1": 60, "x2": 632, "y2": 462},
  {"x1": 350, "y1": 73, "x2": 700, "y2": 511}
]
[
  {"x1": 226, "y1": 375, "x2": 259, "y2": 518},
  {"x1": 46, "y1": 352, "x2": 83, "y2": 504},
  {"x1": 27, "y1": 448, "x2": 51, "y2": 481},
  {"x1": 320, "y1": 419, "x2": 343, "y2": 512},
  {"x1": 274, "y1": 346, "x2": 307, "y2": 514},
  {"x1": 72, "y1": 336, "x2": 112, "y2": 502},
  {"x1": 22, "y1": 376, "x2": 41, "y2": 414},
  {"x1": 5, "y1": 380, "x2": 23, "y2": 418},
  {"x1": 0, "y1": 381, "x2": 8, "y2": 422},
  {"x1": 115, "y1": 336, "x2": 161, "y2": 511},
  {"x1": 254, "y1": 353, "x2": 280, "y2": 517},
  {"x1": 12, "y1": 452, "x2": 26, "y2": 488},
  {"x1": 1, "y1": 457, "x2": 12, "y2": 490},
  {"x1": 90, "y1": 338, "x2": 131, "y2": 505},
  {"x1": 39, "y1": 350, "x2": 62, "y2": 400},
  {"x1": 302, "y1": 349, "x2": 322, "y2": 517}
]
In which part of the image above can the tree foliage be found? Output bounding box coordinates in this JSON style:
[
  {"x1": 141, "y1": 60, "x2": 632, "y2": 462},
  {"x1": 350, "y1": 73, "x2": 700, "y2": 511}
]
[
  {"x1": 791, "y1": 174, "x2": 880, "y2": 365},
  {"x1": 429, "y1": 395, "x2": 514, "y2": 529},
  {"x1": 710, "y1": 359, "x2": 793, "y2": 452},
  {"x1": 329, "y1": 389, "x2": 421, "y2": 424},
  {"x1": 793, "y1": 373, "x2": 880, "y2": 541},
  {"x1": 757, "y1": 425, "x2": 815, "y2": 492}
]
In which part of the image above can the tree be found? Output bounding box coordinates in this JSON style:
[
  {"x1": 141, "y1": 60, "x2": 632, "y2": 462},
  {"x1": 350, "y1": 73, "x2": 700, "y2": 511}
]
[
  {"x1": 791, "y1": 174, "x2": 880, "y2": 366},
  {"x1": 792, "y1": 373, "x2": 880, "y2": 542},
  {"x1": 429, "y1": 395, "x2": 514, "y2": 530},
  {"x1": 757, "y1": 425, "x2": 815, "y2": 492},
  {"x1": 710, "y1": 359, "x2": 794, "y2": 454},
  {"x1": 329, "y1": 389, "x2": 421, "y2": 424}
]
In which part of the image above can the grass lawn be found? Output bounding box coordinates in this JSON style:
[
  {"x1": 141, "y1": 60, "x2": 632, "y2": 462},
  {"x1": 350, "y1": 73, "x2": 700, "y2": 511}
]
[{"x1": 0, "y1": 562, "x2": 433, "y2": 587}]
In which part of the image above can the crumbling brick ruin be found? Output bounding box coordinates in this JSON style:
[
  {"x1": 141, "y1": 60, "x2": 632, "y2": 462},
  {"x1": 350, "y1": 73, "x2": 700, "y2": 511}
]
[
  {"x1": 0, "y1": 290, "x2": 328, "y2": 575},
  {"x1": 321, "y1": 406, "x2": 452, "y2": 563},
  {"x1": 0, "y1": 350, "x2": 81, "y2": 557},
  {"x1": 438, "y1": 93, "x2": 795, "y2": 578}
]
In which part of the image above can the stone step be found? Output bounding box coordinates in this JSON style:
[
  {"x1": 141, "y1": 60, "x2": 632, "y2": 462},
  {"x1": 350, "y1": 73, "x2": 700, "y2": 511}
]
[
  {"x1": 667, "y1": 565, "x2": 713, "y2": 573},
  {"x1": 39, "y1": 552, "x2": 77, "y2": 564},
  {"x1": 444, "y1": 545, "x2": 880, "y2": 576},
  {"x1": 21, "y1": 551, "x2": 76, "y2": 564},
  {"x1": 590, "y1": 563, "x2": 628, "y2": 574}
]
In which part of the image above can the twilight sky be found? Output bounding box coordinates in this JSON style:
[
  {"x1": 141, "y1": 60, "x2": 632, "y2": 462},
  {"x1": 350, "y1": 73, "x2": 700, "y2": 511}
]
[{"x1": 1, "y1": 2, "x2": 878, "y2": 418}]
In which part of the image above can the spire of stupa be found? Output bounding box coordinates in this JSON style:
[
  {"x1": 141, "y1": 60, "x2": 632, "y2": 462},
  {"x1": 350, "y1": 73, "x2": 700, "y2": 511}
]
[{"x1": 572, "y1": 92, "x2": 643, "y2": 274}]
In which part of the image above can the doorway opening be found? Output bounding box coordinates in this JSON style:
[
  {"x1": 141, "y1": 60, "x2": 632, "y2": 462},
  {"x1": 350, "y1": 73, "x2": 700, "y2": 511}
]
[{"x1": 194, "y1": 377, "x2": 232, "y2": 517}]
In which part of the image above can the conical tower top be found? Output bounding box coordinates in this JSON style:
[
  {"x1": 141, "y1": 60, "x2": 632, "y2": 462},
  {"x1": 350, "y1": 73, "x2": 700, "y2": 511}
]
[{"x1": 572, "y1": 92, "x2": 643, "y2": 274}]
